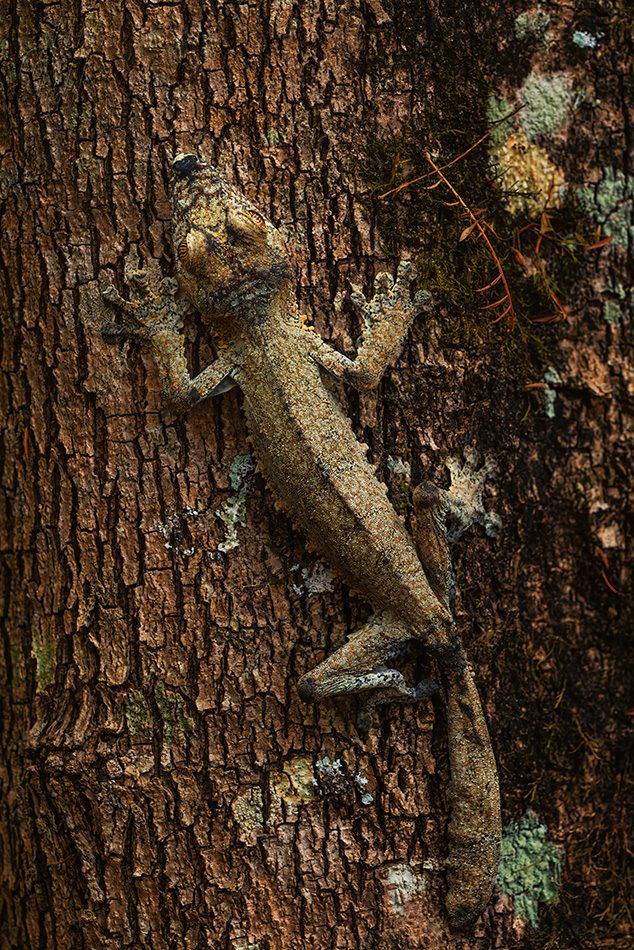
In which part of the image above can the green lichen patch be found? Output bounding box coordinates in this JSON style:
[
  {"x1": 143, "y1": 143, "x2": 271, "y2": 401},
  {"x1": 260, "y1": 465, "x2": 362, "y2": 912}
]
[
  {"x1": 515, "y1": 10, "x2": 553, "y2": 48},
  {"x1": 577, "y1": 167, "x2": 634, "y2": 249},
  {"x1": 519, "y1": 72, "x2": 575, "y2": 141},
  {"x1": 497, "y1": 810, "x2": 563, "y2": 927},
  {"x1": 269, "y1": 756, "x2": 317, "y2": 807}
]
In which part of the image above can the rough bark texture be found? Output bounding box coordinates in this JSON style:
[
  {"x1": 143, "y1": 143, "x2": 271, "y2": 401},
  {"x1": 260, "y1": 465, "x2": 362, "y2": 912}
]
[{"x1": 1, "y1": 1, "x2": 632, "y2": 949}]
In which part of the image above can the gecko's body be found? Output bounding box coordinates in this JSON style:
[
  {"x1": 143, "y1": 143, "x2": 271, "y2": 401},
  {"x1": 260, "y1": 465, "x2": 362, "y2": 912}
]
[
  {"x1": 101, "y1": 153, "x2": 501, "y2": 931},
  {"x1": 239, "y1": 327, "x2": 453, "y2": 651}
]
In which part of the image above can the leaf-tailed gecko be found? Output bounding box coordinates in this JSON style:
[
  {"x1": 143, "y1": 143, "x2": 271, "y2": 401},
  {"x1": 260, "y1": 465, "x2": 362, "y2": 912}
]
[{"x1": 100, "y1": 153, "x2": 501, "y2": 931}]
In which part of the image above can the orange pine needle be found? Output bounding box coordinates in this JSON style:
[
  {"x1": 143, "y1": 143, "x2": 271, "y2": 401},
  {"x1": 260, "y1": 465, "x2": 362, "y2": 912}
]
[
  {"x1": 476, "y1": 274, "x2": 503, "y2": 292},
  {"x1": 380, "y1": 104, "x2": 526, "y2": 199},
  {"x1": 586, "y1": 234, "x2": 613, "y2": 250},
  {"x1": 424, "y1": 153, "x2": 516, "y2": 329},
  {"x1": 480, "y1": 295, "x2": 509, "y2": 311}
]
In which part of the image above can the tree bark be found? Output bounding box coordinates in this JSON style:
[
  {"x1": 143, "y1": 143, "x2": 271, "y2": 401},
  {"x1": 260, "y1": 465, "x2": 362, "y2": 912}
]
[{"x1": 1, "y1": 1, "x2": 632, "y2": 948}]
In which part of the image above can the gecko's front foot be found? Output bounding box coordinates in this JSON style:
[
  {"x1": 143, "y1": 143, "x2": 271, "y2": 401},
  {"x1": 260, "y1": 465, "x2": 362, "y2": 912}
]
[
  {"x1": 351, "y1": 260, "x2": 433, "y2": 333},
  {"x1": 101, "y1": 270, "x2": 188, "y2": 342}
]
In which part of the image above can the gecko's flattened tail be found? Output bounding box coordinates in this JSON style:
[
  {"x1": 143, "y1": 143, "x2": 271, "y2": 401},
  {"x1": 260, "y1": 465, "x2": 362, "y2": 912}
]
[{"x1": 445, "y1": 666, "x2": 501, "y2": 931}]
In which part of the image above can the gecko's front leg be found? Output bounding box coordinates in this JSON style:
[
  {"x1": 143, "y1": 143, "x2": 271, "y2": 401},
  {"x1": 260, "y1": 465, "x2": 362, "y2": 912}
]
[
  {"x1": 101, "y1": 270, "x2": 236, "y2": 410},
  {"x1": 313, "y1": 261, "x2": 434, "y2": 391}
]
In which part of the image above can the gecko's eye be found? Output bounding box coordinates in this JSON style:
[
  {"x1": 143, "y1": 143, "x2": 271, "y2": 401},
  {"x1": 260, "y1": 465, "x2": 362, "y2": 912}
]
[
  {"x1": 226, "y1": 206, "x2": 268, "y2": 246},
  {"x1": 172, "y1": 154, "x2": 200, "y2": 177}
]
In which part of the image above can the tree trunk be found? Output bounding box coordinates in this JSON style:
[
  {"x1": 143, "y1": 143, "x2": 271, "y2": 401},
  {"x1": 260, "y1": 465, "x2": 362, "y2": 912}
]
[{"x1": 1, "y1": 1, "x2": 632, "y2": 948}]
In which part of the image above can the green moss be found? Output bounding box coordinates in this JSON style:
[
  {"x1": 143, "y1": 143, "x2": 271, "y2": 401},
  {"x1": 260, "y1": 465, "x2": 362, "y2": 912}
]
[
  {"x1": 498, "y1": 810, "x2": 563, "y2": 927},
  {"x1": 154, "y1": 681, "x2": 193, "y2": 744},
  {"x1": 126, "y1": 684, "x2": 193, "y2": 744},
  {"x1": 486, "y1": 95, "x2": 515, "y2": 147},
  {"x1": 125, "y1": 690, "x2": 153, "y2": 739},
  {"x1": 355, "y1": 64, "x2": 604, "y2": 383},
  {"x1": 32, "y1": 630, "x2": 56, "y2": 690}
]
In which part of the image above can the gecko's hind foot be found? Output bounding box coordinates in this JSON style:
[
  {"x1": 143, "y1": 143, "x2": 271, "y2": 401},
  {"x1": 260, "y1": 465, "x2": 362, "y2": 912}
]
[
  {"x1": 355, "y1": 677, "x2": 438, "y2": 731},
  {"x1": 443, "y1": 447, "x2": 502, "y2": 544}
]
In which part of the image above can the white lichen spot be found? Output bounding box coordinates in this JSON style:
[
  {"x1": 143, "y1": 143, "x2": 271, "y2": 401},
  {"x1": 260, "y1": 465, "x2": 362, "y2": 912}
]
[
  {"x1": 384, "y1": 863, "x2": 426, "y2": 914},
  {"x1": 572, "y1": 30, "x2": 603, "y2": 49},
  {"x1": 596, "y1": 521, "x2": 623, "y2": 550},
  {"x1": 155, "y1": 510, "x2": 195, "y2": 556},
  {"x1": 387, "y1": 456, "x2": 411, "y2": 478},
  {"x1": 353, "y1": 770, "x2": 374, "y2": 805},
  {"x1": 292, "y1": 560, "x2": 334, "y2": 595},
  {"x1": 519, "y1": 72, "x2": 574, "y2": 141},
  {"x1": 216, "y1": 454, "x2": 255, "y2": 553},
  {"x1": 445, "y1": 447, "x2": 501, "y2": 542},
  {"x1": 497, "y1": 810, "x2": 563, "y2": 929},
  {"x1": 542, "y1": 366, "x2": 562, "y2": 419}
]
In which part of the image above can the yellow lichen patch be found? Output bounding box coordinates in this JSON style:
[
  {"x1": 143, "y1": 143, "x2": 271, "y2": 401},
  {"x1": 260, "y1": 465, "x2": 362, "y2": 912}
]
[
  {"x1": 491, "y1": 128, "x2": 566, "y2": 217},
  {"x1": 269, "y1": 757, "x2": 316, "y2": 807}
]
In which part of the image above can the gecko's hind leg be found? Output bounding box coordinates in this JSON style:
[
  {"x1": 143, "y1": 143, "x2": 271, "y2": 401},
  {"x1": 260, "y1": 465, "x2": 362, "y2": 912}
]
[{"x1": 298, "y1": 611, "x2": 436, "y2": 706}]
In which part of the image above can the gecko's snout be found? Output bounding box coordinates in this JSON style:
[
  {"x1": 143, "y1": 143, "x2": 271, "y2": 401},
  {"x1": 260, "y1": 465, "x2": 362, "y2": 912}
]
[{"x1": 172, "y1": 153, "x2": 202, "y2": 177}]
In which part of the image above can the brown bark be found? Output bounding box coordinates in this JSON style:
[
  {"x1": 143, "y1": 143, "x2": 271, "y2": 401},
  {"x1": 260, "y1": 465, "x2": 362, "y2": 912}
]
[{"x1": 1, "y1": 1, "x2": 632, "y2": 948}]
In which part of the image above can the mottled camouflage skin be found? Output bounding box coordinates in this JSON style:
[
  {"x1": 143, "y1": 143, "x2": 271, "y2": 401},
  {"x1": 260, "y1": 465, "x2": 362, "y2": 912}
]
[{"x1": 101, "y1": 154, "x2": 501, "y2": 931}]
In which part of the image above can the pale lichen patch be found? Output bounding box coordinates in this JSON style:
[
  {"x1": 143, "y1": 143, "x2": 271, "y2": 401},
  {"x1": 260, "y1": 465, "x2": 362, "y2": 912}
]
[
  {"x1": 497, "y1": 810, "x2": 563, "y2": 929},
  {"x1": 519, "y1": 72, "x2": 574, "y2": 141},
  {"x1": 291, "y1": 560, "x2": 334, "y2": 594},
  {"x1": 384, "y1": 863, "x2": 426, "y2": 914},
  {"x1": 231, "y1": 787, "x2": 264, "y2": 844},
  {"x1": 216, "y1": 453, "x2": 255, "y2": 552},
  {"x1": 514, "y1": 10, "x2": 553, "y2": 48},
  {"x1": 490, "y1": 127, "x2": 566, "y2": 217}
]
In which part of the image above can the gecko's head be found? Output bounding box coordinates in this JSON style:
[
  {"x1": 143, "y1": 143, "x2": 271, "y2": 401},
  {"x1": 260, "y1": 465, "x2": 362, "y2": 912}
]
[{"x1": 169, "y1": 153, "x2": 293, "y2": 324}]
